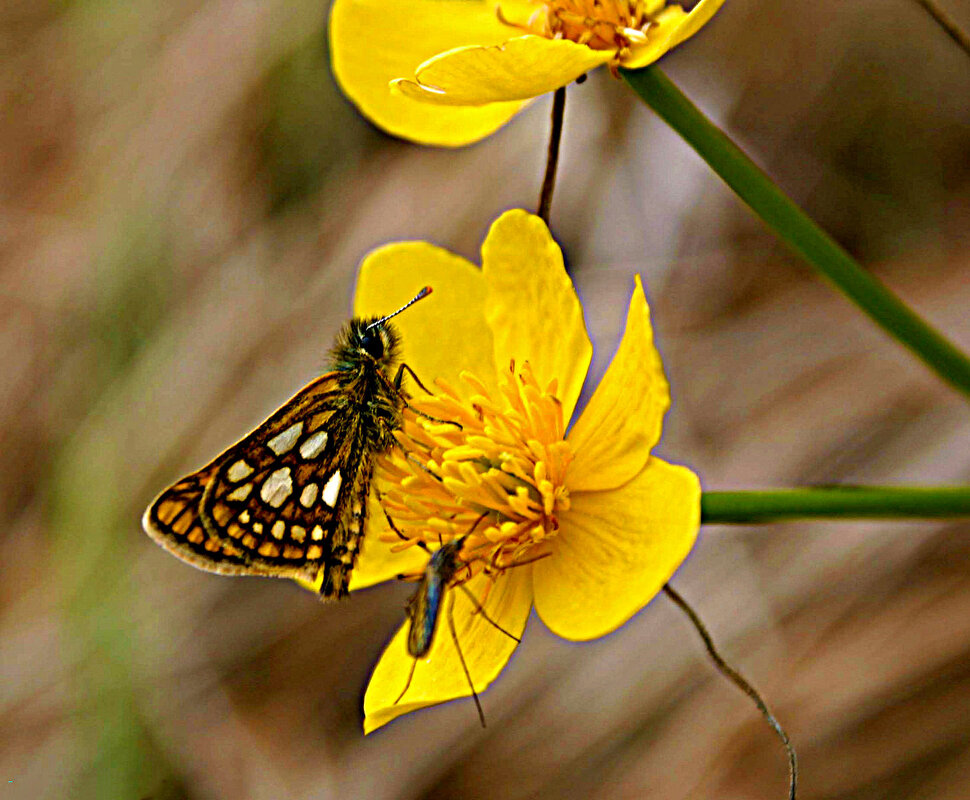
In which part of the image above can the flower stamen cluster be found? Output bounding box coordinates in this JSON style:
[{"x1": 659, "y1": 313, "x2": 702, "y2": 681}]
[
  {"x1": 380, "y1": 362, "x2": 572, "y2": 591},
  {"x1": 499, "y1": 0, "x2": 658, "y2": 66}
]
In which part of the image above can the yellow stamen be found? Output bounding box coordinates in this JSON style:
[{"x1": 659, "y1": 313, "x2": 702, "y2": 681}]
[
  {"x1": 497, "y1": 0, "x2": 661, "y2": 59},
  {"x1": 379, "y1": 362, "x2": 573, "y2": 591}
]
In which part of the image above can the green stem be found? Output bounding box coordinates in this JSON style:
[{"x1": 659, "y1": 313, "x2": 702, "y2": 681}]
[
  {"x1": 701, "y1": 487, "x2": 970, "y2": 524},
  {"x1": 621, "y1": 65, "x2": 970, "y2": 401}
]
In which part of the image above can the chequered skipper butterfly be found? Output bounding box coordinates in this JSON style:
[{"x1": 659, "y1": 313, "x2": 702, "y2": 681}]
[{"x1": 142, "y1": 286, "x2": 433, "y2": 599}]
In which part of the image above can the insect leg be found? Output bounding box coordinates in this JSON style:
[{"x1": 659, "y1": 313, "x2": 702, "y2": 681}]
[
  {"x1": 394, "y1": 659, "x2": 418, "y2": 706},
  {"x1": 456, "y1": 583, "x2": 521, "y2": 645},
  {"x1": 393, "y1": 362, "x2": 435, "y2": 396},
  {"x1": 374, "y1": 484, "x2": 437, "y2": 562},
  {"x1": 496, "y1": 551, "x2": 553, "y2": 570},
  {"x1": 411, "y1": 405, "x2": 462, "y2": 429},
  {"x1": 447, "y1": 592, "x2": 486, "y2": 728},
  {"x1": 403, "y1": 399, "x2": 461, "y2": 429},
  {"x1": 384, "y1": 365, "x2": 461, "y2": 429},
  {"x1": 387, "y1": 436, "x2": 446, "y2": 482}
]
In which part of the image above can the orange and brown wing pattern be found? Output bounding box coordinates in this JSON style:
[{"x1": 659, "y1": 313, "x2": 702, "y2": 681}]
[
  {"x1": 143, "y1": 372, "x2": 369, "y2": 594},
  {"x1": 142, "y1": 464, "x2": 283, "y2": 578}
]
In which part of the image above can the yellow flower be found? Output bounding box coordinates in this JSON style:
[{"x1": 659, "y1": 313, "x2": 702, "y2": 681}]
[
  {"x1": 330, "y1": 0, "x2": 726, "y2": 146},
  {"x1": 345, "y1": 209, "x2": 700, "y2": 732}
]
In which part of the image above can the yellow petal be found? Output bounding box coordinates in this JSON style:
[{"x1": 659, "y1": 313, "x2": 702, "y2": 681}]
[
  {"x1": 364, "y1": 566, "x2": 533, "y2": 733},
  {"x1": 348, "y1": 479, "x2": 431, "y2": 591},
  {"x1": 621, "y1": 0, "x2": 727, "y2": 69},
  {"x1": 355, "y1": 240, "x2": 498, "y2": 398},
  {"x1": 330, "y1": 0, "x2": 528, "y2": 146},
  {"x1": 293, "y1": 574, "x2": 320, "y2": 594},
  {"x1": 481, "y1": 210, "x2": 592, "y2": 421},
  {"x1": 533, "y1": 457, "x2": 700, "y2": 641},
  {"x1": 393, "y1": 36, "x2": 613, "y2": 106},
  {"x1": 567, "y1": 275, "x2": 669, "y2": 492}
]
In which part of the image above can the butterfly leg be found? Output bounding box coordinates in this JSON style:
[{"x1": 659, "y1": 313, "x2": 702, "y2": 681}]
[
  {"x1": 406, "y1": 403, "x2": 462, "y2": 429},
  {"x1": 386, "y1": 364, "x2": 462, "y2": 429},
  {"x1": 386, "y1": 436, "x2": 447, "y2": 483},
  {"x1": 375, "y1": 483, "x2": 433, "y2": 552},
  {"x1": 393, "y1": 362, "x2": 434, "y2": 396}
]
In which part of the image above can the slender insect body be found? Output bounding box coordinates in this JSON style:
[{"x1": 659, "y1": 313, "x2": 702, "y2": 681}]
[
  {"x1": 407, "y1": 539, "x2": 466, "y2": 658},
  {"x1": 397, "y1": 536, "x2": 520, "y2": 727}
]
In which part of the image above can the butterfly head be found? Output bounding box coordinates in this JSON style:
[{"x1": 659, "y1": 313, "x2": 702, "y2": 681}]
[
  {"x1": 331, "y1": 286, "x2": 432, "y2": 376},
  {"x1": 338, "y1": 317, "x2": 401, "y2": 373}
]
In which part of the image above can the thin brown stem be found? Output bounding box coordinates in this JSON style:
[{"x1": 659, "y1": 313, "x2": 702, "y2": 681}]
[
  {"x1": 912, "y1": 0, "x2": 970, "y2": 58},
  {"x1": 537, "y1": 86, "x2": 567, "y2": 225},
  {"x1": 664, "y1": 584, "x2": 797, "y2": 800}
]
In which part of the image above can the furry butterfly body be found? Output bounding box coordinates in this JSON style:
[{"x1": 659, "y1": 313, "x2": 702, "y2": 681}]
[{"x1": 143, "y1": 289, "x2": 430, "y2": 599}]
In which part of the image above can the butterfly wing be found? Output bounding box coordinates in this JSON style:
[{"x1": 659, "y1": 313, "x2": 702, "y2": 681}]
[{"x1": 143, "y1": 372, "x2": 373, "y2": 596}]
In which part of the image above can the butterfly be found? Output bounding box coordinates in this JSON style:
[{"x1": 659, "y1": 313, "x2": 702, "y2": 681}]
[{"x1": 142, "y1": 286, "x2": 433, "y2": 600}]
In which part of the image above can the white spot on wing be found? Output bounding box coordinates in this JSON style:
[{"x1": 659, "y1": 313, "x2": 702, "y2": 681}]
[
  {"x1": 271, "y1": 520, "x2": 286, "y2": 539},
  {"x1": 267, "y1": 422, "x2": 303, "y2": 455},
  {"x1": 227, "y1": 482, "x2": 253, "y2": 501},
  {"x1": 299, "y1": 429, "x2": 329, "y2": 460},
  {"x1": 311, "y1": 525, "x2": 324, "y2": 541},
  {"x1": 260, "y1": 468, "x2": 293, "y2": 508},
  {"x1": 300, "y1": 483, "x2": 319, "y2": 508},
  {"x1": 227, "y1": 460, "x2": 253, "y2": 482},
  {"x1": 321, "y1": 470, "x2": 342, "y2": 508}
]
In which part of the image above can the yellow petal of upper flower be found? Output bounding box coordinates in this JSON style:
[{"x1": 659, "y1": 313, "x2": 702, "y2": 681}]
[
  {"x1": 481, "y1": 210, "x2": 592, "y2": 421},
  {"x1": 363, "y1": 566, "x2": 533, "y2": 733},
  {"x1": 567, "y1": 275, "x2": 669, "y2": 492},
  {"x1": 330, "y1": 0, "x2": 528, "y2": 146},
  {"x1": 533, "y1": 457, "x2": 700, "y2": 641},
  {"x1": 355, "y1": 240, "x2": 498, "y2": 397},
  {"x1": 620, "y1": 0, "x2": 727, "y2": 69},
  {"x1": 393, "y1": 36, "x2": 613, "y2": 106}
]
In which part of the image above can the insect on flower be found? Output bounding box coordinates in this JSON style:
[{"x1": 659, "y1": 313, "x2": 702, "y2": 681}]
[
  {"x1": 142, "y1": 286, "x2": 436, "y2": 599},
  {"x1": 395, "y1": 528, "x2": 525, "y2": 727},
  {"x1": 358, "y1": 210, "x2": 701, "y2": 733}
]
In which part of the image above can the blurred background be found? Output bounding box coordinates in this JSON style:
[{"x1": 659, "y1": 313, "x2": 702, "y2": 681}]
[{"x1": 2, "y1": 0, "x2": 970, "y2": 797}]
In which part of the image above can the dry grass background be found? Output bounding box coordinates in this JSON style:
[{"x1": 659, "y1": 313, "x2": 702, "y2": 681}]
[{"x1": 2, "y1": 0, "x2": 970, "y2": 798}]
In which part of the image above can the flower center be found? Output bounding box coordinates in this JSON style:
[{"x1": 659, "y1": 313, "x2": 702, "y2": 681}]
[
  {"x1": 379, "y1": 362, "x2": 572, "y2": 589},
  {"x1": 498, "y1": 0, "x2": 660, "y2": 53}
]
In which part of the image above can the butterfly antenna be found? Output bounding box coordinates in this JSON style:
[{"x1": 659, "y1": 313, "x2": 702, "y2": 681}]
[
  {"x1": 447, "y1": 593, "x2": 486, "y2": 728},
  {"x1": 366, "y1": 286, "x2": 433, "y2": 331},
  {"x1": 663, "y1": 583, "x2": 797, "y2": 800}
]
